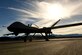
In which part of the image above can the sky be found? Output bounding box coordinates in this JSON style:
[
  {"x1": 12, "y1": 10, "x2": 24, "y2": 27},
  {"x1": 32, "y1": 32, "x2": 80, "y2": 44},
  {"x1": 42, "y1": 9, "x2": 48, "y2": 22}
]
[{"x1": 0, "y1": 0, "x2": 82, "y2": 36}]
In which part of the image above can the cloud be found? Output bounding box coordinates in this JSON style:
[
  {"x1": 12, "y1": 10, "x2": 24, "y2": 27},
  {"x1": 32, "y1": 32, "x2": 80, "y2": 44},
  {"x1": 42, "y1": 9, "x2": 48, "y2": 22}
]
[
  {"x1": 0, "y1": 0, "x2": 82, "y2": 36},
  {"x1": 8, "y1": 7, "x2": 34, "y2": 16},
  {"x1": 53, "y1": 26, "x2": 82, "y2": 34},
  {"x1": 8, "y1": 0, "x2": 82, "y2": 24},
  {"x1": 57, "y1": 15, "x2": 82, "y2": 25},
  {"x1": 0, "y1": 27, "x2": 10, "y2": 37}
]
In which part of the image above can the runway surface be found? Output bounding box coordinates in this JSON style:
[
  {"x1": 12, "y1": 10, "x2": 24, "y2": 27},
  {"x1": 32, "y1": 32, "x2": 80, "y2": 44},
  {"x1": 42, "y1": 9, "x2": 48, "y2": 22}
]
[{"x1": 0, "y1": 38, "x2": 82, "y2": 55}]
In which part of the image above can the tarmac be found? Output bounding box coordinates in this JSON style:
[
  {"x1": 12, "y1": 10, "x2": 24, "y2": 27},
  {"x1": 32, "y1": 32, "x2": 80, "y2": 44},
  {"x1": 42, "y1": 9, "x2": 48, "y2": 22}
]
[{"x1": 0, "y1": 38, "x2": 82, "y2": 55}]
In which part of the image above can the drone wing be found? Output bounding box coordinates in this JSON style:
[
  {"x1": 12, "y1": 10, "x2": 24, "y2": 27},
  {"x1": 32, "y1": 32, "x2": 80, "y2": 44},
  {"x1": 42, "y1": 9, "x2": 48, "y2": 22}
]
[{"x1": 47, "y1": 22, "x2": 82, "y2": 29}]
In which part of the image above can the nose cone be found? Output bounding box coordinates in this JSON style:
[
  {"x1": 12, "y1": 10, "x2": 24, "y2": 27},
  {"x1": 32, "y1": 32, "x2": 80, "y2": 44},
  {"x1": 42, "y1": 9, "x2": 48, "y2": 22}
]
[{"x1": 7, "y1": 22, "x2": 27, "y2": 32}]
